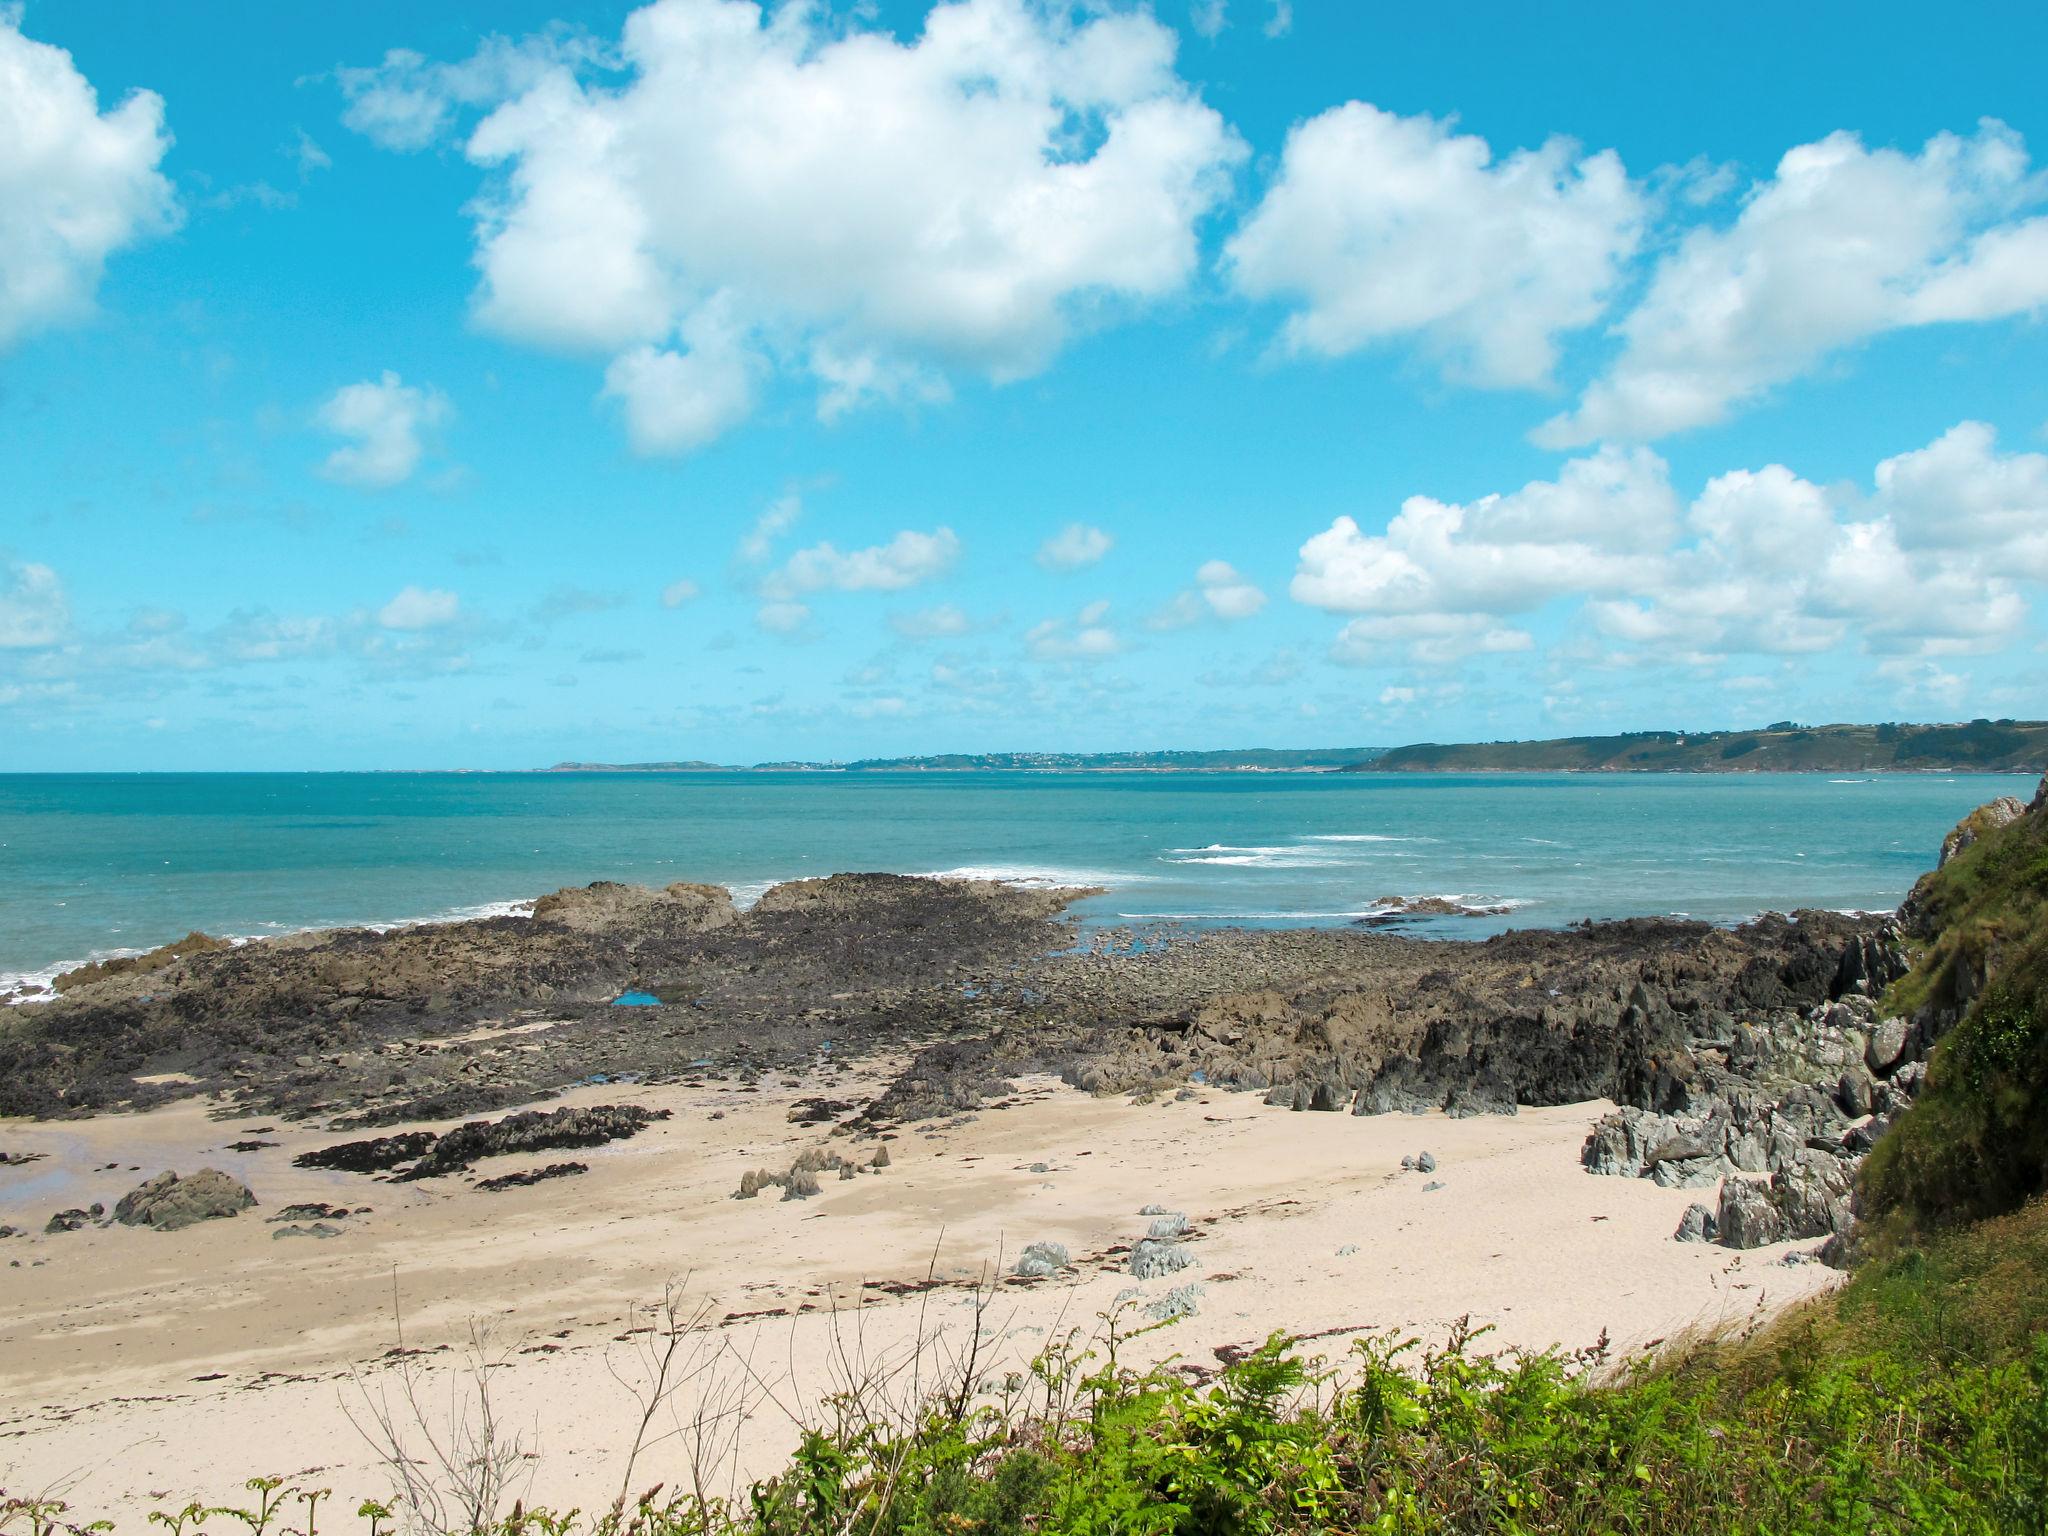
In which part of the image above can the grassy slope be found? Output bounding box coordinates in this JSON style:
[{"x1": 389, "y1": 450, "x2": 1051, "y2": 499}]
[
  {"x1": 1358, "y1": 720, "x2": 2048, "y2": 773},
  {"x1": 1861, "y1": 783, "x2": 2048, "y2": 1235}
]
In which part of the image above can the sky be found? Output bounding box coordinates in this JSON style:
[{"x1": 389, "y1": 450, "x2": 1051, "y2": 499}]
[{"x1": 2, "y1": 0, "x2": 2046, "y2": 771}]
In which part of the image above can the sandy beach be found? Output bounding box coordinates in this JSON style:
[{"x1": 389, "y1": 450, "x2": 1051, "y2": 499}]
[{"x1": 0, "y1": 1065, "x2": 1838, "y2": 1521}]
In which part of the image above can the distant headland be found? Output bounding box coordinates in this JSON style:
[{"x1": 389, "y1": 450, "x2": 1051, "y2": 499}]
[{"x1": 545, "y1": 720, "x2": 2048, "y2": 776}]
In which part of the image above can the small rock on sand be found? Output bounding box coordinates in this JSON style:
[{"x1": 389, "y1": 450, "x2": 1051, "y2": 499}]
[
  {"x1": 1131, "y1": 1237, "x2": 1194, "y2": 1279},
  {"x1": 1015, "y1": 1240, "x2": 1070, "y2": 1278}
]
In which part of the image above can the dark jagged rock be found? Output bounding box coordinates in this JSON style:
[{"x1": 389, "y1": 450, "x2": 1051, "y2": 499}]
[
  {"x1": 45, "y1": 1205, "x2": 100, "y2": 1233},
  {"x1": 295, "y1": 1131, "x2": 436, "y2": 1174},
  {"x1": 113, "y1": 1169, "x2": 256, "y2": 1231},
  {"x1": 269, "y1": 1202, "x2": 353, "y2": 1222},
  {"x1": 401, "y1": 1103, "x2": 668, "y2": 1179},
  {"x1": 1674, "y1": 1202, "x2": 1717, "y2": 1242},
  {"x1": 475, "y1": 1161, "x2": 587, "y2": 1192}
]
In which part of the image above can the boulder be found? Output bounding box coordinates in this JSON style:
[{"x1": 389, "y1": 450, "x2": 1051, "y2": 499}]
[
  {"x1": 45, "y1": 1205, "x2": 99, "y2": 1234},
  {"x1": 1865, "y1": 1017, "x2": 1910, "y2": 1076},
  {"x1": 1146, "y1": 1213, "x2": 1189, "y2": 1239},
  {"x1": 1674, "y1": 1203, "x2": 1718, "y2": 1243},
  {"x1": 1415, "y1": 1150, "x2": 1437, "y2": 1174},
  {"x1": 113, "y1": 1169, "x2": 256, "y2": 1231},
  {"x1": 1716, "y1": 1178, "x2": 1785, "y2": 1249},
  {"x1": 1836, "y1": 1068, "x2": 1874, "y2": 1119}
]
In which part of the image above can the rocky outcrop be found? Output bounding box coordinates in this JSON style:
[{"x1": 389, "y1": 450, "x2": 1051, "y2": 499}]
[
  {"x1": 53, "y1": 932, "x2": 231, "y2": 994},
  {"x1": 1937, "y1": 798, "x2": 2027, "y2": 867},
  {"x1": 113, "y1": 1168, "x2": 256, "y2": 1231},
  {"x1": 530, "y1": 881, "x2": 735, "y2": 936},
  {"x1": 2, "y1": 873, "x2": 1094, "y2": 1123}
]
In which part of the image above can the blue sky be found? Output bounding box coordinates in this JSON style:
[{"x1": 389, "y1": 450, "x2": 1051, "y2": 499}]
[{"x1": 2, "y1": 0, "x2": 2046, "y2": 770}]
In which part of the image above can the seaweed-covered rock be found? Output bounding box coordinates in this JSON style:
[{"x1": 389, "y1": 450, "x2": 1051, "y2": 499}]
[
  {"x1": 113, "y1": 1168, "x2": 256, "y2": 1231},
  {"x1": 475, "y1": 1162, "x2": 587, "y2": 1192}
]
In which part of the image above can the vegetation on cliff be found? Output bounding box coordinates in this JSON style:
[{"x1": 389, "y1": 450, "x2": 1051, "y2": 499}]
[
  {"x1": 1861, "y1": 777, "x2": 2048, "y2": 1236},
  {"x1": 1357, "y1": 719, "x2": 2048, "y2": 774}
]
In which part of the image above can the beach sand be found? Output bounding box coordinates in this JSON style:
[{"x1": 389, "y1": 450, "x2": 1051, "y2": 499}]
[{"x1": 0, "y1": 1071, "x2": 1837, "y2": 1521}]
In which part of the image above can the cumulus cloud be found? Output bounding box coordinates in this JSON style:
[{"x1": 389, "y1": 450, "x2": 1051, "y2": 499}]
[
  {"x1": 1037, "y1": 523, "x2": 1114, "y2": 571},
  {"x1": 1150, "y1": 559, "x2": 1267, "y2": 628},
  {"x1": 0, "y1": 561, "x2": 69, "y2": 647},
  {"x1": 377, "y1": 586, "x2": 461, "y2": 630},
  {"x1": 0, "y1": 12, "x2": 177, "y2": 348},
  {"x1": 754, "y1": 600, "x2": 809, "y2": 634},
  {"x1": 1292, "y1": 446, "x2": 1677, "y2": 626},
  {"x1": 1027, "y1": 598, "x2": 1120, "y2": 659},
  {"x1": 347, "y1": 0, "x2": 1244, "y2": 451},
  {"x1": 762, "y1": 527, "x2": 961, "y2": 600},
  {"x1": 1299, "y1": 422, "x2": 2042, "y2": 670},
  {"x1": 660, "y1": 577, "x2": 701, "y2": 607},
  {"x1": 1871, "y1": 420, "x2": 2048, "y2": 577},
  {"x1": 316, "y1": 372, "x2": 451, "y2": 488},
  {"x1": 1228, "y1": 103, "x2": 1644, "y2": 388},
  {"x1": 1539, "y1": 122, "x2": 2048, "y2": 445}
]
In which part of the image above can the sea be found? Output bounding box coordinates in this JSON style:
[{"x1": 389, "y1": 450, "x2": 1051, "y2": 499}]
[{"x1": 0, "y1": 770, "x2": 2034, "y2": 1000}]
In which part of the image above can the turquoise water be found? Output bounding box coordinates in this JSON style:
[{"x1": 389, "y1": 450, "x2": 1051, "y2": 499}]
[{"x1": 0, "y1": 771, "x2": 2032, "y2": 993}]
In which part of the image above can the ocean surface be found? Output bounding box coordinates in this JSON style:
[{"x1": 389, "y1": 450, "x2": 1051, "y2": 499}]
[{"x1": 1, "y1": 770, "x2": 2033, "y2": 997}]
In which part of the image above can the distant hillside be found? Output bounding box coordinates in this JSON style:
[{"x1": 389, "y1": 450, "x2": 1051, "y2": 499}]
[
  {"x1": 546, "y1": 747, "x2": 1384, "y2": 773},
  {"x1": 1353, "y1": 721, "x2": 2048, "y2": 774}
]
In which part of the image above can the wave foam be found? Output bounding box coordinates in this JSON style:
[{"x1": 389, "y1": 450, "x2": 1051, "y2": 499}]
[{"x1": 915, "y1": 864, "x2": 1141, "y2": 889}]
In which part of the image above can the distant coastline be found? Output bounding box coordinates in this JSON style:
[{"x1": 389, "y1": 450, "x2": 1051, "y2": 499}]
[{"x1": 542, "y1": 719, "x2": 2048, "y2": 776}]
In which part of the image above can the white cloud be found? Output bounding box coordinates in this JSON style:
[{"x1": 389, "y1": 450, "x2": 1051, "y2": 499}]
[
  {"x1": 1027, "y1": 598, "x2": 1120, "y2": 659},
  {"x1": 1037, "y1": 523, "x2": 1114, "y2": 570},
  {"x1": 377, "y1": 586, "x2": 461, "y2": 630},
  {"x1": 890, "y1": 603, "x2": 973, "y2": 638},
  {"x1": 1539, "y1": 122, "x2": 2048, "y2": 445},
  {"x1": 755, "y1": 600, "x2": 809, "y2": 633},
  {"x1": 316, "y1": 372, "x2": 451, "y2": 488},
  {"x1": 763, "y1": 527, "x2": 961, "y2": 600},
  {"x1": 737, "y1": 493, "x2": 802, "y2": 564},
  {"x1": 1190, "y1": 0, "x2": 1227, "y2": 39},
  {"x1": 358, "y1": 0, "x2": 1242, "y2": 452},
  {"x1": 1292, "y1": 446, "x2": 1677, "y2": 622},
  {"x1": 1263, "y1": 1, "x2": 1292, "y2": 38},
  {"x1": 0, "y1": 12, "x2": 177, "y2": 348},
  {"x1": 602, "y1": 319, "x2": 760, "y2": 454},
  {"x1": 1297, "y1": 421, "x2": 2042, "y2": 670},
  {"x1": 1151, "y1": 558, "x2": 1267, "y2": 627},
  {"x1": 1332, "y1": 613, "x2": 1533, "y2": 667},
  {"x1": 1870, "y1": 420, "x2": 2048, "y2": 577},
  {"x1": 1227, "y1": 103, "x2": 1643, "y2": 388},
  {"x1": 660, "y1": 577, "x2": 701, "y2": 607},
  {"x1": 335, "y1": 32, "x2": 606, "y2": 152},
  {"x1": 0, "y1": 561, "x2": 68, "y2": 647}
]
